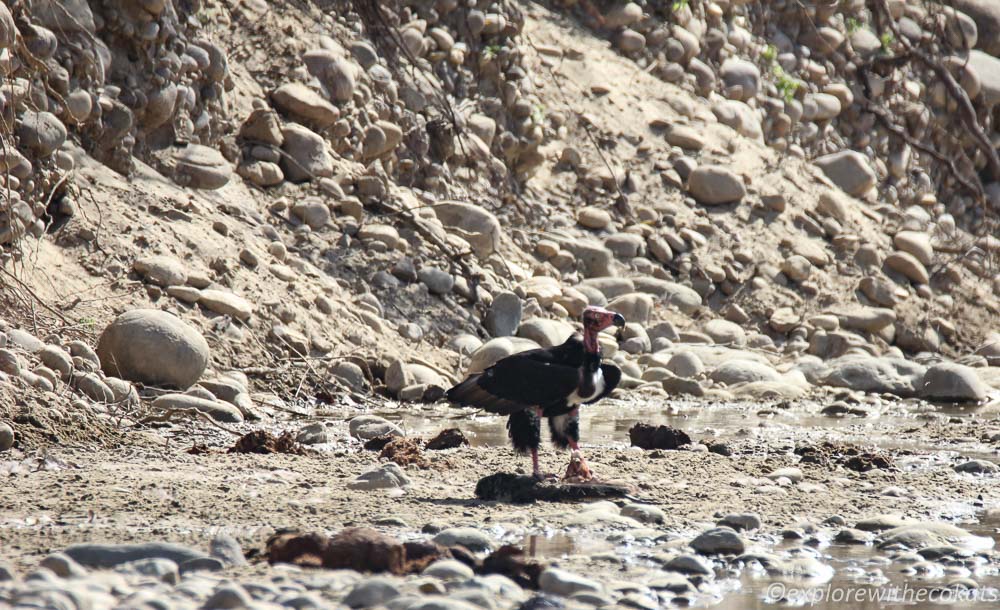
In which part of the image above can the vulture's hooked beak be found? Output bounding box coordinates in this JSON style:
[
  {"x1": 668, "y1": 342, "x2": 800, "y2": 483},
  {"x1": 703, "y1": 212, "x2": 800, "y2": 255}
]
[{"x1": 612, "y1": 312, "x2": 626, "y2": 328}]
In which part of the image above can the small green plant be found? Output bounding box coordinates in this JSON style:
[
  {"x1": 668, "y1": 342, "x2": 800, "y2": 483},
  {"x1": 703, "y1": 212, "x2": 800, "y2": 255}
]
[
  {"x1": 483, "y1": 44, "x2": 502, "y2": 60},
  {"x1": 79, "y1": 316, "x2": 97, "y2": 329},
  {"x1": 845, "y1": 17, "x2": 863, "y2": 33},
  {"x1": 671, "y1": 0, "x2": 689, "y2": 12},
  {"x1": 772, "y1": 65, "x2": 801, "y2": 103},
  {"x1": 880, "y1": 31, "x2": 894, "y2": 53},
  {"x1": 761, "y1": 44, "x2": 777, "y2": 63},
  {"x1": 530, "y1": 104, "x2": 546, "y2": 125}
]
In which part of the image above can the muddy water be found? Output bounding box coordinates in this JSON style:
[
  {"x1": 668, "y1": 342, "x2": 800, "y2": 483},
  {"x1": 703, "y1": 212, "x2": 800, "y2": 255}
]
[{"x1": 379, "y1": 398, "x2": 1000, "y2": 461}]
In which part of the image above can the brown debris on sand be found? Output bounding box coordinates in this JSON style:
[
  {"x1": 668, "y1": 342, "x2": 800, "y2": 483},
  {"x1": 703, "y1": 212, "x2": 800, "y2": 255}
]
[
  {"x1": 796, "y1": 441, "x2": 895, "y2": 472},
  {"x1": 228, "y1": 430, "x2": 306, "y2": 455},
  {"x1": 425, "y1": 428, "x2": 470, "y2": 450},
  {"x1": 628, "y1": 423, "x2": 692, "y2": 450},
  {"x1": 380, "y1": 437, "x2": 430, "y2": 468},
  {"x1": 475, "y1": 472, "x2": 634, "y2": 503}
]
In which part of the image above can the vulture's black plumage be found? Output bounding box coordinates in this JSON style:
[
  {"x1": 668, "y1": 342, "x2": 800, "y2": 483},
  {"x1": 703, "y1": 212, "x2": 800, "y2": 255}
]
[{"x1": 447, "y1": 306, "x2": 625, "y2": 480}]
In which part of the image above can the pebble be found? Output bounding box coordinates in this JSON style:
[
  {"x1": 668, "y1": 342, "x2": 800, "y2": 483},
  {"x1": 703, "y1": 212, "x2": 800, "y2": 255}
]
[
  {"x1": 349, "y1": 415, "x2": 403, "y2": 440},
  {"x1": 432, "y1": 527, "x2": 496, "y2": 552},
  {"x1": 63, "y1": 542, "x2": 208, "y2": 568},
  {"x1": 423, "y1": 559, "x2": 475, "y2": 581},
  {"x1": 921, "y1": 363, "x2": 987, "y2": 403},
  {"x1": 814, "y1": 150, "x2": 876, "y2": 197},
  {"x1": 539, "y1": 568, "x2": 602, "y2": 596},
  {"x1": 152, "y1": 394, "x2": 244, "y2": 423},
  {"x1": 690, "y1": 527, "x2": 746, "y2": 555},
  {"x1": 717, "y1": 513, "x2": 762, "y2": 531},
  {"x1": 348, "y1": 463, "x2": 411, "y2": 490},
  {"x1": 485, "y1": 291, "x2": 522, "y2": 338},
  {"x1": 419, "y1": 267, "x2": 455, "y2": 295},
  {"x1": 620, "y1": 504, "x2": 666, "y2": 524},
  {"x1": 344, "y1": 577, "x2": 401, "y2": 608},
  {"x1": 0, "y1": 422, "x2": 13, "y2": 451},
  {"x1": 687, "y1": 166, "x2": 745, "y2": 205}
]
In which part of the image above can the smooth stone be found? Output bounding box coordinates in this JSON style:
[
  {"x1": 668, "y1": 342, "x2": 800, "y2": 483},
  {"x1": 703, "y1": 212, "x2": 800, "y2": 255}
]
[
  {"x1": 486, "y1": 291, "x2": 522, "y2": 338},
  {"x1": 63, "y1": 542, "x2": 208, "y2": 568},
  {"x1": 539, "y1": 568, "x2": 602, "y2": 596},
  {"x1": 348, "y1": 463, "x2": 411, "y2": 490},
  {"x1": 96, "y1": 309, "x2": 209, "y2": 389},
  {"x1": 432, "y1": 528, "x2": 496, "y2": 552},
  {"x1": 814, "y1": 150, "x2": 876, "y2": 196},
  {"x1": 690, "y1": 527, "x2": 746, "y2": 555},
  {"x1": 687, "y1": 165, "x2": 746, "y2": 205},
  {"x1": 344, "y1": 577, "x2": 401, "y2": 608},
  {"x1": 921, "y1": 363, "x2": 987, "y2": 402},
  {"x1": 152, "y1": 394, "x2": 244, "y2": 423}
]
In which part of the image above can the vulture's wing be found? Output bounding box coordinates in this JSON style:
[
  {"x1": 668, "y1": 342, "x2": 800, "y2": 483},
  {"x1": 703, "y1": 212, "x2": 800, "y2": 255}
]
[
  {"x1": 447, "y1": 349, "x2": 580, "y2": 415},
  {"x1": 584, "y1": 363, "x2": 622, "y2": 404}
]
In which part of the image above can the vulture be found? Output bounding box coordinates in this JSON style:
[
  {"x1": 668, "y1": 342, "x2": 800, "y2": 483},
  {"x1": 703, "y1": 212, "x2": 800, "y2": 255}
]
[{"x1": 447, "y1": 306, "x2": 625, "y2": 481}]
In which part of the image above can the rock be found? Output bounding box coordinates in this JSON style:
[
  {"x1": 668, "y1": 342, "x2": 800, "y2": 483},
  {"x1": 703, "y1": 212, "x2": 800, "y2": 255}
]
[
  {"x1": 710, "y1": 360, "x2": 780, "y2": 385},
  {"x1": 303, "y1": 49, "x2": 357, "y2": 102},
  {"x1": 955, "y1": 459, "x2": 998, "y2": 474},
  {"x1": 97, "y1": 309, "x2": 209, "y2": 390},
  {"x1": 16, "y1": 111, "x2": 66, "y2": 157},
  {"x1": 859, "y1": 276, "x2": 903, "y2": 307},
  {"x1": 718, "y1": 513, "x2": 762, "y2": 532},
  {"x1": 76, "y1": 372, "x2": 114, "y2": 402},
  {"x1": 690, "y1": 527, "x2": 746, "y2": 555},
  {"x1": 281, "y1": 123, "x2": 334, "y2": 182},
  {"x1": 667, "y1": 351, "x2": 704, "y2": 378},
  {"x1": 210, "y1": 534, "x2": 247, "y2": 567},
  {"x1": 0, "y1": 3, "x2": 16, "y2": 49},
  {"x1": 152, "y1": 394, "x2": 244, "y2": 423},
  {"x1": 955, "y1": 0, "x2": 1000, "y2": 54},
  {"x1": 562, "y1": 239, "x2": 615, "y2": 277},
  {"x1": 633, "y1": 279, "x2": 701, "y2": 314},
  {"x1": 539, "y1": 568, "x2": 602, "y2": 596},
  {"x1": 877, "y1": 523, "x2": 992, "y2": 551},
  {"x1": 687, "y1": 166, "x2": 745, "y2": 205},
  {"x1": 621, "y1": 504, "x2": 666, "y2": 524},
  {"x1": 781, "y1": 255, "x2": 813, "y2": 282},
  {"x1": 517, "y1": 318, "x2": 574, "y2": 348},
  {"x1": 291, "y1": 199, "x2": 331, "y2": 230},
  {"x1": 519, "y1": 277, "x2": 563, "y2": 306},
  {"x1": 578, "y1": 206, "x2": 612, "y2": 230},
  {"x1": 720, "y1": 58, "x2": 760, "y2": 100},
  {"x1": 921, "y1": 363, "x2": 987, "y2": 403},
  {"x1": 198, "y1": 289, "x2": 253, "y2": 321},
  {"x1": 172, "y1": 144, "x2": 231, "y2": 190},
  {"x1": 204, "y1": 583, "x2": 254, "y2": 609},
  {"x1": 331, "y1": 361, "x2": 367, "y2": 391},
  {"x1": 63, "y1": 542, "x2": 208, "y2": 568},
  {"x1": 432, "y1": 528, "x2": 495, "y2": 552},
  {"x1": 38, "y1": 345, "x2": 72, "y2": 381},
  {"x1": 349, "y1": 415, "x2": 403, "y2": 440},
  {"x1": 703, "y1": 320, "x2": 746, "y2": 346},
  {"x1": 607, "y1": 293, "x2": 653, "y2": 325},
  {"x1": 819, "y1": 356, "x2": 925, "y2": 397},
  {"x1": 885, "y1": 251, "x2": 930, "y2": 284},
  {"x1": 239, "y1": 108, "x2": 283, "y2": 146},
  {"x1": 272, "y1": 83, "x2": 340, "y2": 127},
  {"x1": 803, "y1": 93, "x2": 842, "y2": 120},
  {"x1": 486, "y1": 291, "x2": 522, "y2": 337},
  {"x1": 423, "y1": 559, "x2": 474, "y2": 581},
  {"x1": 664, "y1": 125, "x2": 705, "y2": 150},
  {"x1": 385, "y1": 362, "x2": 444, "y2": 397},
  {"x1": 133, "y1": 255, "x2": 187, "y2": 287},
  {"x1": 767, "y1": 467, "x2": 804, "y2": 483},
  {"x1": 605, "y1": 2, "x2": 643, "y2": 28},
  {"x1": 419, "y1": 267, "x2": 455, "y2": 295},
  {"x1": 814, "y1": 150, "x2": 877, "y2": 197},
  {"x1": 894, "y1": 231, "x2": 934, "y2": 265},
  {"x1": 970, "y1": 50, "x2": 1000, "y2": 106},
  {"x1": 712, "y1": 99, "x2": 762, "y2": 140},
  {"x1": 0, "y1": 422, "x2": 13, "y2": 451},
  {"x1": 362, "y1": 121, "x2": 404, "y2": 160},
  {"x1": 348, "y1": 463, "x2": 411, "y2": 490},
  {"x1": 432, "y1": 202, "x2": 502, "y2": 258},
  {"x1": 344, "y1": 578, "x2": 401, "y2": 608}
]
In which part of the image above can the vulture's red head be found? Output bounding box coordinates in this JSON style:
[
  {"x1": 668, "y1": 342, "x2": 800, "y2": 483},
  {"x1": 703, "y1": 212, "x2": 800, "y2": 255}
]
[{"x1": 582, "y1": 306, "x2": 626, "y2": 333}]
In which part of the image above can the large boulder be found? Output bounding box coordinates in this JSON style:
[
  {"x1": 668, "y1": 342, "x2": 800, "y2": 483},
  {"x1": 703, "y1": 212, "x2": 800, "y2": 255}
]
[
  {"x1": 97, "y1": 310, "x2": 210, "y2": 390},
  {"x1": 819, "y1": 356, "x2": 926, "y2": 397},
  {"x1": 280, "y1": 124, "x2": 334, "y2": 182},
  {"x1": 271, "y1": 83, "x2": 340, "y2": 127},
  {"x1": 172, "y1": 145, "x2": 232, "y2": 190},
  {"x1": 921, "y1": 363, "x2": 988, "y2": 403},
  {"x1": 969, "y1": 50, "x2": 1000, "y2": 107},
  {"x1": 17, "y1": 111, "x2": 67, "y2": 158}
]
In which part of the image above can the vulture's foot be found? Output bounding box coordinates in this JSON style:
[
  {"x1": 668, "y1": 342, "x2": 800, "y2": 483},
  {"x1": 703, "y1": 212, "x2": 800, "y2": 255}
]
[
  {"x1": 532, "y1": 471, "x2": 559, "y2": 482},
  {"x1": 563, "y1": 451, "x2": 594, "y2": 482}
]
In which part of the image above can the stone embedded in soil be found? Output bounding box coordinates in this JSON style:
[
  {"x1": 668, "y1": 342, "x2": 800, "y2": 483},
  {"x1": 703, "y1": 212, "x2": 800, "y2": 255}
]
[
  {"x1": 0, "y1": 422, "x2": 13, "y2": 451},
  {"x1": 717, "y1": 513, "x2": 762, "y2": 531},
  {"x1": 954, "y1": 459, "x2": 998, "y2": 474},
  {"x1": 814, "y1": 149, "x2": 876, "y2": 196},
  {"x1": 349, "y1": 415, "x2": 403, "y2": 440},
  {"x1": 876, "y1": 523, "x2": 993, "y2": 551},
  {"x1": 432, "y1": 528, "x2": 496, "y2": 552},
  {"x1": 343, "y1": 577, "x2": 401, "y2": 608},
  {"x1": 154, "y1": 394, "x2": 244, "y2": 423},
  {"x1": 628, "y1": 423, "x2": 691, "y2": 450},
  {"x1": 198, "y1": 289, "x2": 254, "y2": 321},
  {"x1": 690, "y1": 527, "x2": 746, "y2": 555},
  {"x1": 133, "y1": 255, "x2": 188, "y2": 287},
  {"x1": 539, "y1": 567, "x2": 602, "y2": 596},
  {"x1": 485, "y1": 291, "x2": 522, "y2": 338},
  {"x1": 766, "y1": 467, "x2": 804, "y2": 483},
  {"x1": 920, "y1": 362, "x2": 987, "y2": 403},
  {"x1": 63, "y1": 542, "x2": 209, "y2": 568},
  {"x1": 172, "y1": 144, "x2": 232, "y2": 190},
  {"x1": 621, "y1": 503, "x2": 666, "y2": 524},
  {"x1": 687, "y1": 165, "x2": 745, "y2": 205},
  {"x1": 348, "y1": 463, "x2": 411, "y2": 490},
  {"x1": 97, "y1": 309, "x2": 210, "y2": 390},
  {"x1": 423, "y1": 559, "x2": 475, "y2": 581},
  {"x1": 662, "y1": 553, "x2": 713, "y2": 576}
]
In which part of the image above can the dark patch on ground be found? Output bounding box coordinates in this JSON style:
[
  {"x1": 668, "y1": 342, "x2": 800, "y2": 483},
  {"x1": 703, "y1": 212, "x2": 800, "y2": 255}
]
[
  {"x1": 228, "y1": 430, "x2": 306, "y2": 455},
  {"x1": 475, "y1": 472, "x2": 634, "y2": 503},
  {"x1": 628, "y1": 423, "x2": 691, "y2": 450},
  {"x1": 380, "y1": 437, "x2": 430, "y2": 468},
  {"x1": 796, "y1": 441, "x2": 895, "y2": 472},
  {"x1": 426, "y1": 428, "x2": 469, "y2": 450}
]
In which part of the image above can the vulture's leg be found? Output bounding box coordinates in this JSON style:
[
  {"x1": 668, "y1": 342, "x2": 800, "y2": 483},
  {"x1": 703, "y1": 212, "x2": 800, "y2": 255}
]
[
  {"x1": 550, "y1": 410, "x2": 593, "y2": 481},
  {"x1": 507, "y1": 409, "x2": 547, "y2": 479}
]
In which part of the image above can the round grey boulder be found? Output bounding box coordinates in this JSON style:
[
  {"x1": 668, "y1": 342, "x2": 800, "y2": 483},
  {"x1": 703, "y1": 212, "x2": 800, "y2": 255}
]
[{"x1": 97, "y1": 309, "x2": 210, "y2": 390}]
